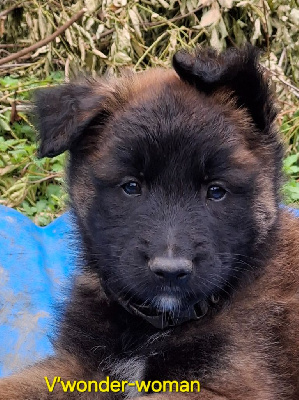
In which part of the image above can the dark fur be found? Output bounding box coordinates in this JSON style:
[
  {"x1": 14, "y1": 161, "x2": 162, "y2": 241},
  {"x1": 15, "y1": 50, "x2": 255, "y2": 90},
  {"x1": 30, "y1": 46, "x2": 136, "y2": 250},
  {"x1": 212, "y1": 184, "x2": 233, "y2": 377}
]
[{"x1": 1, "y1": 46, "x2": 299, "y2": 400}]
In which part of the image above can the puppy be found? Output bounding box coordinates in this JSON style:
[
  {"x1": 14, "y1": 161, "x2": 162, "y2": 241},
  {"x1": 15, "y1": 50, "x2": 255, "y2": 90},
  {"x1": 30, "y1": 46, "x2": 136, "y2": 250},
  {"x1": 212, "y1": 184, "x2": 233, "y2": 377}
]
[{"x1": 1, "y1": 46, "x2": 299, "y2": 400}]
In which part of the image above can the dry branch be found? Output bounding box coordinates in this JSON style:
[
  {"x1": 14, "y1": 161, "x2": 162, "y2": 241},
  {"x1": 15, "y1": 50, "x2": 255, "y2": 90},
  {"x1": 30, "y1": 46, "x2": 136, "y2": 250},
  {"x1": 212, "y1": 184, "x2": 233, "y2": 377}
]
[
  {"x1": 0, "y1": 8, "x2": 86, "y2": 66},
  {"x1": 0, "y1": 4, "x2": 20, "y2": 18}
]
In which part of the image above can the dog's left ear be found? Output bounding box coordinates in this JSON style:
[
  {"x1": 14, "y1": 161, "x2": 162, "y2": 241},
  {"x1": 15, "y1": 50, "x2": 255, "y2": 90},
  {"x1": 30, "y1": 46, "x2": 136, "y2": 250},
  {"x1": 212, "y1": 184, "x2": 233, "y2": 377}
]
[
  {"x1": 173, "y1": 45, "x2": 276, "y2": 132},
  {"x1": 35, "y1": 82, "x2": 112, "y2": 158}
]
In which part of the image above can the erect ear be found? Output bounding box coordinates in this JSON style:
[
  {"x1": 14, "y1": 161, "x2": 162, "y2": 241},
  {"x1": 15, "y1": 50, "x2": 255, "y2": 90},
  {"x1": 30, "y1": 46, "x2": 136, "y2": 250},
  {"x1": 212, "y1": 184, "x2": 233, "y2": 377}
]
[
  {"x1": 34, "y1": 82, "x2": 112, "y2": 158},
  {"x1": 172, "y1": 45, "x2": 276, "y2": 132}
]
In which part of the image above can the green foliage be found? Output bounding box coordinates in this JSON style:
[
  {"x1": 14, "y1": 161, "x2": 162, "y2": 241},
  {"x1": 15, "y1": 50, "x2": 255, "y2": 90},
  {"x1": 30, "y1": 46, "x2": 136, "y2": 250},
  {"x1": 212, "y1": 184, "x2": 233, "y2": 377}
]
[
  {"x1": 280, "y1": 109, "x2": 299, "y2": 205},
  {"x1": 0, "y1": 73, "x2": 67, "y2": 225},
  {"x1": 0, "y1": 0, "x2": 298, "y2": 224},
  {"x1": 283, "y1": 152, "x2": 299, "y2": 204}
]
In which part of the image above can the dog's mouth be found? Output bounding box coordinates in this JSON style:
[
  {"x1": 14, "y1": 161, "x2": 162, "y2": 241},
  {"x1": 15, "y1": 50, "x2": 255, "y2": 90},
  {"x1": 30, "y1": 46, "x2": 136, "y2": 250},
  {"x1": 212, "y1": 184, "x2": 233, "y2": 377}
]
[
  {"x1": 128, "y1": 300, "x2": 209, "y2": 329},
  {"x1": 106, "y1": 287, "x2": 210, "y2": 329}
]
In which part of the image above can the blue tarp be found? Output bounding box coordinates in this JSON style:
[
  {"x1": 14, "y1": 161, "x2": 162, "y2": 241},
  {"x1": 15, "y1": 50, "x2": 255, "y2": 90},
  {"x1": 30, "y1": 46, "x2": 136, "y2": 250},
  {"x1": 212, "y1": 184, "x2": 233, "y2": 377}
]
[
  {"x1": 0, "y1": 205, "x2": 78, "y2": 377},
  {"x1": 0, "y1": 205, "x2": 298, "y2": 377}
]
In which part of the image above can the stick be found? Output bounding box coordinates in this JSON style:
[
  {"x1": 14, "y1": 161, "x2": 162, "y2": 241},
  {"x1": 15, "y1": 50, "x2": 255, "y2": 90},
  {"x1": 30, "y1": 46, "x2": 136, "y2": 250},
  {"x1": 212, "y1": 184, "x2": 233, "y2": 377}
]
[
  {"x1": 0, "y1": 8, "x2": 86, "y2": 67},
  {"x1": 0, "y1": 5, "x2": 19, "y2": 19}
]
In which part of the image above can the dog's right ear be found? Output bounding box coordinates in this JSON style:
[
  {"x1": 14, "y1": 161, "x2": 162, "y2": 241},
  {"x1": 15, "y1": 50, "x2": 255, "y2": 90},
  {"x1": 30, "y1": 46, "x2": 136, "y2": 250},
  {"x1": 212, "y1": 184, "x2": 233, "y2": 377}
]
[
  {"x1": 35, "y1": 82, "x2": 111, "y2": 158},
  {"x1": 173, "y1": 45, "x2": 276, "y2": 133}
]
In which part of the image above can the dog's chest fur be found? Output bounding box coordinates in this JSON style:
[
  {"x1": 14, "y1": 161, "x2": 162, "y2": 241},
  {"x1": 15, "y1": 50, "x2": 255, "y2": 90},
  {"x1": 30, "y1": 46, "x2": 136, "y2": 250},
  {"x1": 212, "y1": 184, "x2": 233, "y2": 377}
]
[
  {"x1": 105, "y1": 331, "x2": 171, "y2": 398},
  {"x1": 109, "y1": 356, "x2": 146, "y2": 398}
]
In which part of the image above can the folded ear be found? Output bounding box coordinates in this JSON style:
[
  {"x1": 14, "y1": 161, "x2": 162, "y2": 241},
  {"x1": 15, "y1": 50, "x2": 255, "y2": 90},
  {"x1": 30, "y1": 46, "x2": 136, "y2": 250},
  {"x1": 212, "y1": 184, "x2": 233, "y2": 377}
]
[
  {"x1": 35, "y1": 82, "x2": 110, "y2": 158},
  {"x1": 172, "y1": 45, "x2": 276, "y2": 132}
]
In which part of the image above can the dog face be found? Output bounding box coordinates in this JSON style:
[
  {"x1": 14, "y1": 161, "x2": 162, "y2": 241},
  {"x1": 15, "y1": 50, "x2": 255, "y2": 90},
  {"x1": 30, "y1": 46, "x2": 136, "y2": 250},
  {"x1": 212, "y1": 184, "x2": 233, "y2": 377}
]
[{"x1": 36, "y1": 46, "x2": 283, "y2": 326}]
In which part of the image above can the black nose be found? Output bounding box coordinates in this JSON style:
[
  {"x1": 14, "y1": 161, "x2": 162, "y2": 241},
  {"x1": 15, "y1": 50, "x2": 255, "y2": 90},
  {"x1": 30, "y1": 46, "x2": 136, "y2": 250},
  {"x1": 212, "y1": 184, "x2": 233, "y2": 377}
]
[{"x1": 149, "y1": 257, "x2": 193, "y2": 282}]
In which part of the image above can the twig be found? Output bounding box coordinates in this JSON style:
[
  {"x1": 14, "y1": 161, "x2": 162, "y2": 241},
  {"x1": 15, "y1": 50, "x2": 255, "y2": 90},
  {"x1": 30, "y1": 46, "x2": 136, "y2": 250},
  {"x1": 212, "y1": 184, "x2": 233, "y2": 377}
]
[
  {"x1": 0, "y1": 63, "x2": 32, "y2": 68},
  {"x1": 29, "y1": 174, "x2": 62, "y2": 184},
  {"x1": 0, "y1": 49, "x2": 10, "y2": 56},
  {"x1": 262, "y1": 0, "x2": 270, "y2": 64},
  {"x1": 0, "y1": 8, "x2": 86, "y2": 67},
  {"x1": 99, "y1": 28, "x2": 114, "y2": 38},
  {"x1": 264, "y1": 66, "x2": 299, "y2": 98},
  {"x1": 278, "y1": 48, "x2": 286, "y2": 68},
  {"x1": 0, "y1": 107, "x2": 10, "y2": 114},
  {"x1": 279, "y1": 107, "x2": 297, "y2": 117},
  {"x1": 0, "y1": 4, "x2": 20, "y2": 18},
  {"x1": 144, "y1": 4, "x2": 205, "y2": 27},
  {"x1": 134, "y1": 31, "x2": 168, "y2": 69},
  {"x1": 277, "y1": 77, "x2": 299, "y2": 98}
]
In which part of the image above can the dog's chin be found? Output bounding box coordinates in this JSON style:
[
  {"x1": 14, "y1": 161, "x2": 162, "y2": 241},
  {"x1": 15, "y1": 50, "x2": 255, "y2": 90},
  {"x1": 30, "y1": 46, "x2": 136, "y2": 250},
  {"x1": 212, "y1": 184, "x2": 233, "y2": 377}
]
[
  {"x1": 151, "y1": 294, "x2": 182, "y2": 314},
  {"x1": 132, "y1": 292, "x2": 200, "y2": 318}
]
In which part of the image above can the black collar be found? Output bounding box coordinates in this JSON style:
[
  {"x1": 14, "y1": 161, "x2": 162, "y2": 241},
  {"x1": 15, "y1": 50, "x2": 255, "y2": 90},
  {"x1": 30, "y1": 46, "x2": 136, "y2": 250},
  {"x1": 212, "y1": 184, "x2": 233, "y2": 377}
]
[
  {"x1": 124, "y1": 300, "x2": 209, "y2": 329},
  {"x1": 105, "y1": 285, "x2": 210, "y2": 329}
]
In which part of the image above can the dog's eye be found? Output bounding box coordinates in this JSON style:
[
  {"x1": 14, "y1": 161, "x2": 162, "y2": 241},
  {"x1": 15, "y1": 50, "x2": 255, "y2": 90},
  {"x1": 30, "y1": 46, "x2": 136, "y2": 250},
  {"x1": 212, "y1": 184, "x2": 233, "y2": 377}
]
[
  {"x1": 122, "y1": 181, "x2": 142, "y2": 196},
  {"x1": 207, "y1": 185, "x2": 226, "y2": 201}
]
